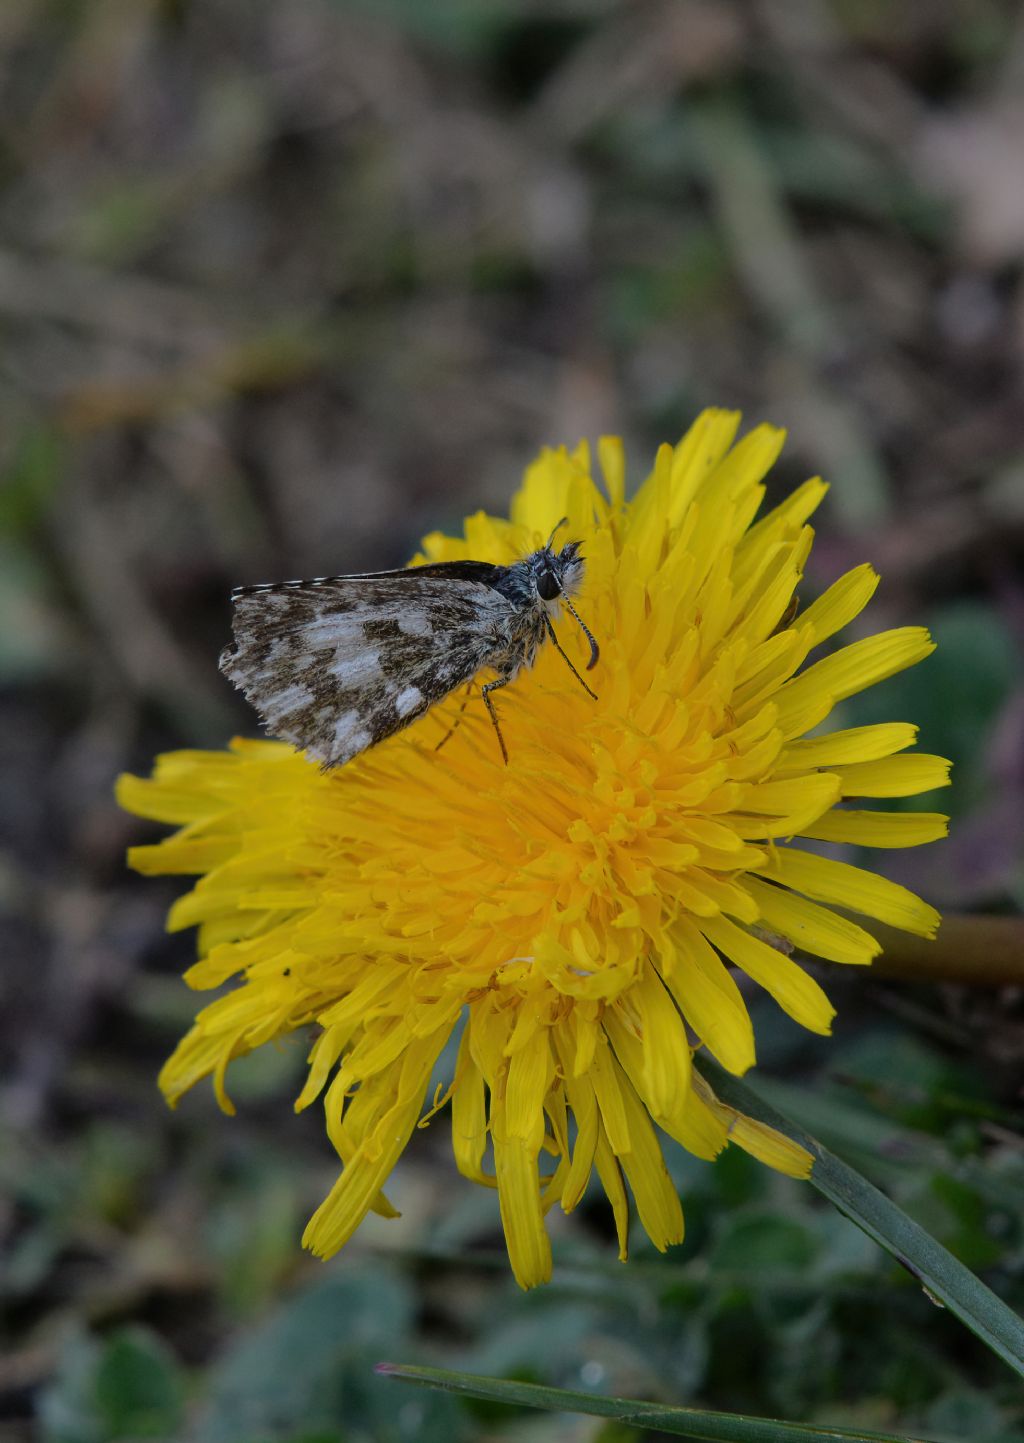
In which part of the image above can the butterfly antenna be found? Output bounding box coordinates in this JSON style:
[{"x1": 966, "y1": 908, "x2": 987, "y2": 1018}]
[{"x1": 555, "y1": 584, "x2": 600, "y2": 672}]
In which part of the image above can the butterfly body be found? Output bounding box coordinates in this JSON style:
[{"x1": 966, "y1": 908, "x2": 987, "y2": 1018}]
[{"x1": 220, "y1": 540, "x2": 598, "y2": 769}]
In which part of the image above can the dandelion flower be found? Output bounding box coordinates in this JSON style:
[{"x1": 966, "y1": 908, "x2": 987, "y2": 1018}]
[{"x1": 118, "y1": 410, "x2": 949, "y2": 1287}]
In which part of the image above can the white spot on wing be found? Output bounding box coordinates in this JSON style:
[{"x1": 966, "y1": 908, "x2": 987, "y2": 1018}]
[
  {"x1": 395, "y1": 685, "x2": 423, "y2": 718},
  {"x1": 331, "y1": 651, "x2": 381, "y2": 686},
  {"x1": 332, "y1": 709, "x2": 361, "y2": 746},
  {"x1": 300, "y1": 614, "x2": 370, "y2": 648},
  {"x1": 263, "y1": 682, "x2": 314, "y2": 717},
  {"x1": 322, "y1": 712, "x2": 371, "y2": 763}
]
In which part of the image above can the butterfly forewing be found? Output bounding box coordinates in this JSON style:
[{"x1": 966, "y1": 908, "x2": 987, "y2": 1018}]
[{"x1": 221, "y1": 567, "x2": 509, "y2": 768}]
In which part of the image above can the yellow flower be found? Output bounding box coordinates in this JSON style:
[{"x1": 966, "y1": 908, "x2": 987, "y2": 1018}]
[{"x1": 118, "y1": 410, "x2": 949, "y2": 1288}]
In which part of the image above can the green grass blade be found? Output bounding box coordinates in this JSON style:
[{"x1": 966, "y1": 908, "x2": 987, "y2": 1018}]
[
  {"x1": 699, "y1": 1058, "x2": 1024, "y2": 1380},
  {"x1": 376, "y1": 1363, "x2": 930, "y2": 1442}
]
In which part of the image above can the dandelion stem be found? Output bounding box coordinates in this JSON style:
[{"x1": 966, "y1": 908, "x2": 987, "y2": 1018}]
[{"x1": 866, "y1": 914, "x2": 1024, "y2": 987}]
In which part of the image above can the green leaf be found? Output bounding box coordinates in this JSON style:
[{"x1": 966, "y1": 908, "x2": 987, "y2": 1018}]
[
  {"x1": 0, "y1": 423, "x2": 64, "y2": 536},
  {"x1": 377, "y1": 1363, "x2": 931, "y2": 1442},
  {"x1": 94, "y1": 1329, "x2": 185, "y2": 1439},
  {"x1": 698, "y1": 1060, "x2": 1024, "y2": 1381},
  {"x1": 709, "y1": 1212, "x2": 818, "y2": 1272},
  {"x1": 38, "y1": 1328, "x2": 185, "y2": 1443},
  {"x1": 199, "y1": 1270, "x2": 464, "y2": 1443},
  {"x1": 923, "y1": 1388, "x2": 1006, "y2": 1440}
]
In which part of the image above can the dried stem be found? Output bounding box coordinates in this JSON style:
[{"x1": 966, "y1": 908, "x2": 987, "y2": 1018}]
[{"x1": 867, "y1": 914, "x2": 1024, "y2": 987}]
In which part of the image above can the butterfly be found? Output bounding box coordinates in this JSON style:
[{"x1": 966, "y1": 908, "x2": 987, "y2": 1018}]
[{"x1": 219, "y1": 521, "x2": 599, "y2": 769}]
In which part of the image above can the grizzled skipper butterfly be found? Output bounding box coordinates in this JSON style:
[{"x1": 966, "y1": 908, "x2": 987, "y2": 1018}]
[{"x1": 220, "y1": 520, "x2": 599, "y2": 769}]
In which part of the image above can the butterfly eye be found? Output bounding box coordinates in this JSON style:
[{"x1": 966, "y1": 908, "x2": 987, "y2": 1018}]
[{"x1": 537, "y1": 569, "x2": 561, "y2": 602}]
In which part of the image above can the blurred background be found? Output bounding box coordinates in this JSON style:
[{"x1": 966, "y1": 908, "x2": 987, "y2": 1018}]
[{"x1": 2, "y1": 2, "x2": 1023, "y2": 1440}]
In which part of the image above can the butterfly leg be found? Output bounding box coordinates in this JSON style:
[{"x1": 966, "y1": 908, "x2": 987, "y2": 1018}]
[
  {"x1": 481, "y1": 676, "x2": 511, "y2": 765},
  {"x1": 434, "y1": 683, "x2": 474, "y2": 754},
  {"x1": 543, "y1": 615, "x2": 598, "y2": 700}
]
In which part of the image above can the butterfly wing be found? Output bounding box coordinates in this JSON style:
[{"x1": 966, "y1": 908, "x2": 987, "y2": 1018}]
[{"x1": 220, "y1": 565, "x2": 511, "y2": 768}]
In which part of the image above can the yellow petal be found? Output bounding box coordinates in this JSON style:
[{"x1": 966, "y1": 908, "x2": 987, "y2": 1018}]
[
  {"x1": 775, "y1": 628, "x2": 936, "y2": 733},
  {"x1": 732, "y1": 772, "x2": 841, "y2": 835},
  {"x1": 607, "y1": 1055, "x2": 685, "y2": 1251},
  {"x1": 836, "y1": 754, "x2": 951, "y2": 798},
  {"x1": 158, "y1": 1025, "x2": 230, "y2": 1110},
  {"x1": 745, "y1": 877, "x2": 881, "y2": 966},
  {"x1": 504, "y1": 1029, "x2": 553, "y2": 1145},
  {"x1": 666, "y1": 408, "x2": 744, "y2": 523},
  {"x1": 302, "y1": 1037, "x2": 442, "y2": 1259},
  {"x1": 755, "y1": 847, "x2": 940, "y2": 938},
  {"x1": 696, "y1": 423, "x2": 786, "y2": 517},
  {"x1": 451, "y1": 1030, "x2": 489, "y2": 1183},
  {"x1": 554, "y1": 1067, "x2": 599, "y2": 1212},
  {"x1": 633, "y1": 960, "x2": 692, "y2": 1117},
  {"x1": 588, "y1": 1035, "x2": 632, "y2": 1155},
  {"x1": 598, "y1": 435, "x2": 626, "y2": 509},
  {"x1": 319, "y1": 1071, "x2": 401, "y2": 1219},
  {"x1": 126, "y1": 834, "x2": 237, "y2": 875},
  {"x1": 798, "y1": 563, "x2": 879, "y2": 646},
  {"x1": 734, "y1": 477, "x2": 828, "y2": 582},
  {"x1": 493, "y1": 1124, "x2": 552, "y2": 1290},
  {"x1": 778, "y1": 723, "x2": 919, "y2": 768},
  {"x1": 800, "y1": 809, "x2": 949, "y2": 848},
  {"x1": 660, "y1": 918, "x2": 756, "y2": 1076},
  {"x1": 602, "y1": 1008, "x2": 726, "y2": 1162},
  {"x1": 296, "y1": 1021, "x2": 358, "y2": 1112},
  {"x1": 691, "y1": 1075, "x2": 813, "y2": 1179},
  {"x1": 116, "y1": 769, "x2": 222, "y2": 827},
  {"x1": 728, "y1": 1115, "x2": 814, "y2": 1178},
  {"x1": 593, "y1": 1126, "x2": 630, "y2": 1261},
  {"x1": 700, "y1": 913, "x2": 836, "y2": 1034}
]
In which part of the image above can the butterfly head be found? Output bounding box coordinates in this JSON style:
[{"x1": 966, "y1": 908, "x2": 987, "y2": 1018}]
[
  {"x1": 533, "y1": 539, "x2": 584, "y2": 603},
  {"x1": 526, "y1": 538, "x2": 598, "y2": 670}
]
